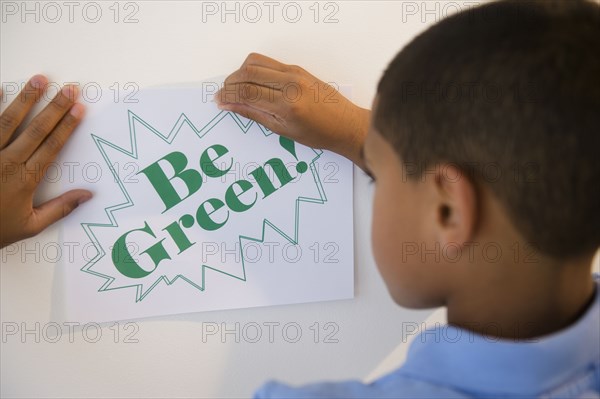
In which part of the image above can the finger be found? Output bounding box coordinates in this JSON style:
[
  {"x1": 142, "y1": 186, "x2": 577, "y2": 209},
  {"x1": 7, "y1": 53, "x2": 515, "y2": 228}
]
[
  {"x1": 218, "y1": 102, "x2": 286, "y2": 134},
  {"x1": 241, "y1": 52, "x2": 289, "y2": 72},
  {"x1": 216, "y1": 65, "x2": 286, "y2": 106},
  {"x1": 7, "y1": 85, "x2": 78, "y2": 161},
  {"x1": 26, "y1": 103, "x2": 85, "y2": 171},
  {"x1": 0, "y1": 75, "x2": 48, "y2": 149},
  {"x1": 215, "y1": 82, "x2": 286, "y2": 115},
  {"x1": 28, "y1": 189, "x2": 92, "y2": 236},
  {"x1": 224, "y1": 64, "x2": 287, "y2": 91}
]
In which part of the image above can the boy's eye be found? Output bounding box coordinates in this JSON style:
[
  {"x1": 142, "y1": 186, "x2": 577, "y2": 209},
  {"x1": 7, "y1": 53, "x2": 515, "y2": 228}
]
[
  {"x1": 364, "y1": 166, "x2": 376, "y2": 184},
  {"x1": 364, "y1": 169, "x2": 376, "y2": 184}
]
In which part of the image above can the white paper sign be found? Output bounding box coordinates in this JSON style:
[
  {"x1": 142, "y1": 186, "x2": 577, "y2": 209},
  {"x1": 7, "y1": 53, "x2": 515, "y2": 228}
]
[{"x1": 58, "y1": 82, "x2": 354, "y2": 323}]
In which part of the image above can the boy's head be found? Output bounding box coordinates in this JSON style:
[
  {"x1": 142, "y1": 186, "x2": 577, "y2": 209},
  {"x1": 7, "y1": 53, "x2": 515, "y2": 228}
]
[{"x1": 365, "y1": 0, "x2": 600, "y2": 307}]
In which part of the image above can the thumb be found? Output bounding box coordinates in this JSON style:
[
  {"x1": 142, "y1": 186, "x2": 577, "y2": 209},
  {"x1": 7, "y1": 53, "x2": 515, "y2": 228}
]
[{"x1": 30, "y1": 189, "x2": 92, "y2": 234}]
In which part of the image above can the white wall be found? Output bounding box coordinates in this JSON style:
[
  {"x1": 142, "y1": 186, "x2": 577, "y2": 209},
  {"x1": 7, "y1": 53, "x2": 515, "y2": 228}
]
[{"x1": 1, "y1": 1, "x2": 598, "y2": 398}]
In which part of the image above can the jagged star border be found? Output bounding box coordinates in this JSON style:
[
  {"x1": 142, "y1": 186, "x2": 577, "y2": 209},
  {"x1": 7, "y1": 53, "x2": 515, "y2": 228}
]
[{"x1": 79, "y1": 110, "x2": 328, "y2": 302}]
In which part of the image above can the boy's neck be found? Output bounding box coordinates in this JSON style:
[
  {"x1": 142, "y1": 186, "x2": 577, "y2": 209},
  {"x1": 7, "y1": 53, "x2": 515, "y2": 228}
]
[{"x1": 446, "y1": 253, "x2": 596, "y2": 340}]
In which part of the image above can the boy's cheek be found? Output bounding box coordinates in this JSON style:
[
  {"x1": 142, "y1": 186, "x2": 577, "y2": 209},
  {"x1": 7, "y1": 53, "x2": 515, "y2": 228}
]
[
  {"x1": 370, "y1": 189, "x2": 396, "y2": 269},
  {"x1": 370, "y1": 183, "x2": 443, "y2": 307},
  {"x1": 371, "y1": 189, "x2": 414, "y2": 288}
]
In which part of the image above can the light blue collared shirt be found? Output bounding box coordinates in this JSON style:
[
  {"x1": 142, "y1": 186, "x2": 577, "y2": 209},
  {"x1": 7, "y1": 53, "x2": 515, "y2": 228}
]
[{"x1": 254, "y1": 275, "x2": 600, "y2": 398}]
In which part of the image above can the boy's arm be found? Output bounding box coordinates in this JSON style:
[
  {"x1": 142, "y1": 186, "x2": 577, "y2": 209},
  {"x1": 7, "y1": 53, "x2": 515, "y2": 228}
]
[{"x1": 214, "y1": 53, "x2": 371, "y2": 171}]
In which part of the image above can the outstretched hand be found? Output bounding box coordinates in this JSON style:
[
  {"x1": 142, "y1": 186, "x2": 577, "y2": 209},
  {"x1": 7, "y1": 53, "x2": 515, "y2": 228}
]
[{"x1": 0, "y1": 75, "x2": 91, "y2": 249}]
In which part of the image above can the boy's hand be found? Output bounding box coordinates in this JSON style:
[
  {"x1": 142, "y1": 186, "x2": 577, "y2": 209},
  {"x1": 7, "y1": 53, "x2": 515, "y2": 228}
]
[
  {"x1": 214, "y1": 53, "x2": 370, "y2": 169},
  {"x1": 0, "y1": 75, "x2": 91, "y2": 249}
]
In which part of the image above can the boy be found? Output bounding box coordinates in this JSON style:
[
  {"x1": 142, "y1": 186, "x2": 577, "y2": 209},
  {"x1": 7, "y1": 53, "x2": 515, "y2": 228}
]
[
  {"x1": 0, "y1": 0, "x2": 598, "y2": 397},
  {"x1": 214, "y1": 0, "x2": 600, "y2": 397}
]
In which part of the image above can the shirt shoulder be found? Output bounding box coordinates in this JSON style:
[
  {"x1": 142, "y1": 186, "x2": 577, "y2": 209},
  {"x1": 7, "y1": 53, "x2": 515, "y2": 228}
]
[
  {"x1": 254, "y1": 274, "x2": 600, "y2": 399},
  {"x1": 253, "y1": 373, "x2": 469, "y2": 399}
]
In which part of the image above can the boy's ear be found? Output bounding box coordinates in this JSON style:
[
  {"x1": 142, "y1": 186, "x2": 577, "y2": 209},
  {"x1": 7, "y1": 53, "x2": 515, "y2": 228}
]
[{"x1": 433, "y1": 164, "x2": 477, "y2": 248}]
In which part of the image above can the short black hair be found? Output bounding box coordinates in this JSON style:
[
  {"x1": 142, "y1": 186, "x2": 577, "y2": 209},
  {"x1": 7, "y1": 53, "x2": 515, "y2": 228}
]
[{"x1": 374, "y1": 0, "x2": 600, "y2": 260}]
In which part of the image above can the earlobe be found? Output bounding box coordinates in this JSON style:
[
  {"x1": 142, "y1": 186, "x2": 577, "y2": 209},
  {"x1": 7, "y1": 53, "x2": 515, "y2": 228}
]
[{"x1": 434, "y1": 164, "x2": 478, "y2": 248}]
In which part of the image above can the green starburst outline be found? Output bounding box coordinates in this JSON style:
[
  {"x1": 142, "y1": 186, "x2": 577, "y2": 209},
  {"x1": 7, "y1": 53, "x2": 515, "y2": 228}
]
[{"x1": 80, "y1": 110, "x2": 328, "y2": 302}]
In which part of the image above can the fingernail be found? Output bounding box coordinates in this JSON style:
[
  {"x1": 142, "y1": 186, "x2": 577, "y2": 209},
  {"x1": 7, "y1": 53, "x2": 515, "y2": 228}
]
[
  {"x1": 69, "y1": 103, "x2": 85, "y2": 118},
  {"x1": 77, "y1": 193, "x2": 92, "y2": 205},
  {"x1": 61, "y1": 85, "x2": 79, "y2": 101},
  {"x1": 31, "y1": 74, "x2": 48, "y2": 89}
]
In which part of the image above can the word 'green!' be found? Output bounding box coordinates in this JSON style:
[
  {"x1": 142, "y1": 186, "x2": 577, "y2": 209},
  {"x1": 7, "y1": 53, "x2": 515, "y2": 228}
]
[{"x1": 111, "y1": 143, "x2": 308, "y2": 279}]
